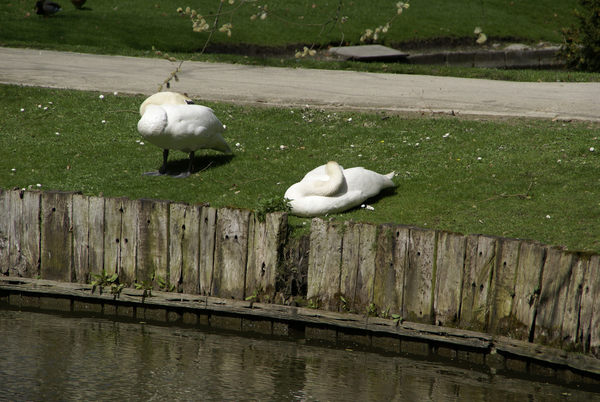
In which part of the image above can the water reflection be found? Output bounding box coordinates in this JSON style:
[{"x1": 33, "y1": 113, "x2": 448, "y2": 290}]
[{"x1": 0, "y1": 309, "x2": 597, "y2": 402}]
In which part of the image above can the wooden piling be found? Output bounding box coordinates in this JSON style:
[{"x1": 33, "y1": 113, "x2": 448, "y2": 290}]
[
  {"x1": 169, "y1": 202, "x2": 203, "y2": 294},
  {"x1": 403, "y1": 228, "x2": 437, "y2": 323},
  {"x1": 511, "y1": 241, "x2": 546, "y2": 340},
  {"x1": 246, "y1": 212, "x2": 287, "y2": 301},
  {"x1": 199, "y1": 207, "x2": 217, "y2": 295},
  {"x1": 119, "y1": 197, "x2": 138, "y2": 286},
  {"x1": 579, "y1": 255, "x2": 600, "y2": 354},
  {"x1": 88, "y1": 196, "x2": 105, "y2": 278},
  {"x1": 136, "y1": 198, "x2": 170, "y2": 287},
  {"x1": 434, "y1": 231, "x2": 466, "y2": 326},
  {"x1": 72, "y1": 194, "x2": 90, "y2": 283},
  {"x1": 104, "y1": 197, "x2": 124, "y2": 276},
  {"x1": 373, "y1": 223, "x2": 402, "y2": 316},
  {"x1": 489, "y1": 237, "x2": 521, "y2": 333},
  {"x1": 40, "y1": 191, "x2": 79, "y2": 282},
  {"x1": 0, "y1": 189, "x2": 9, "y2": 274},
  {"x1": 343, "y1": 222, "x2": 377, "y2": 314},
  {"x1": 212, "y1": 207, "x2": 251, "y2": 299},
  {"x1": 459, "y1": 234, "x2": 496, "y2": 330},
  {"x1": 535, "y1": 247, "x2": 575, "y2": 344},
  {"x1": 307, "y1": 218, "x2": 342, "y2": 311}
]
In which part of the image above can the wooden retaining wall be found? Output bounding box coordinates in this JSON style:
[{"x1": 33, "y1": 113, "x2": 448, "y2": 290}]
[{"x1": 0, "y1": 188, "x2": 599, "y2": 357}]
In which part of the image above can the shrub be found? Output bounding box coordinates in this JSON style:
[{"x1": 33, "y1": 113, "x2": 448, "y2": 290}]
[{"x1": 558, "y1": 0, "x2": 600, "y2": 72}]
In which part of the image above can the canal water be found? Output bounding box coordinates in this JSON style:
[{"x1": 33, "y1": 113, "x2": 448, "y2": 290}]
[{"x1": 0, "y1": 309, "x2": 598, "y2": 402}]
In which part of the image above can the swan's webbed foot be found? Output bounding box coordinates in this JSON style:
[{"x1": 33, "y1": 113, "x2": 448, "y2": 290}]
[
  {"x1": 143, "y1": 171, "x2": 168, "y2": 177},
  {"x1": 170, "y1": 171, "x2": 191, "y2": 179}
]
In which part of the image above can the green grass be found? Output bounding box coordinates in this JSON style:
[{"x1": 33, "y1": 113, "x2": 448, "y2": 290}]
[
  {"x1": 3, "y1": 0, "x2": 600, "y2": 83},
  {"x1": 2, "y1": 84, "x2": 599, "y2": 252}
]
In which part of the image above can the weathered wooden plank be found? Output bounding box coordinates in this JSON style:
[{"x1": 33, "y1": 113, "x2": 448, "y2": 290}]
[
  {"x1": 87, "y1": 196, "x2": 105, "y2": 278},
  {"x1": 246, "y1": 212, "x2": 287, "y2": 300},
  {"x1": 21, "y1": 191, "x2": 41, "y2": 279},
  {"x1": 72, "y1": 194, "x2": 90, "y2": 283},
  {"x1": 169, "y1": 202, "x2": 187, "y2": 291},
  {"x1": 119, "y1": 197, "x2": 137, "y2": 286},
  {"x1": 199, "y1": 206, "x2": 217, "y2": 295},
  {"x1": 136, "y1": 198, "x2": 170, "y2": 287},
  {"x1": 580, "y1": 255, "x2": 600, "y2": 355},
  {"x1": 488, "y1": 237, "x2": 521, "y2": 333},
  {"x1": 561, "y1": 253, "x2": 589, "y2": 346},
  {"x1": 434, "y1": 231, "x2": 466, "y2": 326},
  {"x1": 40, "y1": 191, "x2": 78, "y2": 282},
  {"x1": 104, "y1": 197, "x2": 125, "y2": 276},
  {"x1": 181, "y1": 204, "x2": 203, "y2": 295},
  {"x1": 460, "y1": 234, "x2": 496, "y2": 330},
  {"x1": 511, "y1": 241, "x2": 546, "y2": 340},
  {"x1": 8, "y1": 190, "x2": 24, "y2": 277},
  {"x1": 339, "y1": 221, "x2": 359, "y2": 312},
  {"x1": 0, "y1": 188, "x2": 9, "y2": 274},
  {"x1": 346, "y1": 222, "x2": 377, "y2": 314},
  {"x1": 212, "y1": 207, "x2": 251, "y2": 300},
  {"x1": 534, "y1": 247, "x2": 574, "y2": 344},
  {"x1": 307, "y1": 218, "x2": 343, "y2": 311},
  {"x1": 404, "y1": 228, "x2": 437, "y2": 323},
  {"x1": 373, "y1": 223, "x2": 402, "y2": 316}
]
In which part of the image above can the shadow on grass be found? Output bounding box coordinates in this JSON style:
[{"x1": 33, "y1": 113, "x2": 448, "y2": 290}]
[{"x1": 163, "y1": 153, "x2": 235, "y2": 176}]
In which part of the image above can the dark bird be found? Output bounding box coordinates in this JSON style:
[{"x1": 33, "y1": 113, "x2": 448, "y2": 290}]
[{"x1": 34, "y1": 1, "x2": 62, "y2": 16}]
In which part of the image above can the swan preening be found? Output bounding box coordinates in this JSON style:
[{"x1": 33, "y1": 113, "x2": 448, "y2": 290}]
[
  {"x1": 139, "y1": 92, "x2": 194, "y2": 116},
  {"x1": 284, "y1": 161, "x2": 395, "y2": 217},
  {"x1": 138, "y1": 92, "x2": 231, "y2": 178}
]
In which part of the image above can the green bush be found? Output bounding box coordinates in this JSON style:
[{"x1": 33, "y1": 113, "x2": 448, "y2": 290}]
[{"x1": 559, "y1": 0, "x2": 600, "y2": 71}]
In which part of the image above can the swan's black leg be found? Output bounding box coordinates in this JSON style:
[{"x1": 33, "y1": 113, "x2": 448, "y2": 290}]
[
  {"x1": 143, "y1": 149, "x2": 169, "y2": 176},
  {"x1": 172, "y1": 151, "x2": 194, "y2": 179}
]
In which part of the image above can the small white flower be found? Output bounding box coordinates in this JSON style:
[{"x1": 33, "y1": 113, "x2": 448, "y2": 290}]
[
  {"x1": 20, "y1": 108, "x2": 25, "y2": 112},
  {"x1": 358, "y1": 154, "x2": 362, "y2": 157},
  {"x1": 351, "y1": 145, "x2": 355, "y2": 148},
  {"x1": 55, "y1": 132, "x2": 59, "y2": 135},
  {"x1": 102, "y1": 120, "x2": 106, "y2": 123},
  {"x1": 267, "y1": 147, "x2": 270, "y2": 150},
  {"x1": 36, "y1": 184, "x2": 42, "y2": 187},
  {"x1": 99, "y1": 95, "x2": 104, "y2": 99},
  {"x1": 415, "y1": 143, "x2": 420, "y2": 146},
  {"x1": 366, "y1": 205, "x2": 375, "y2": 211},
  {"x1": 557, "y1": 159, "x2": 561, "y2": 163},
  {"x1": 113, "y1": 92, "x2": 118, "y2": 96},
  {"x1": 426, "y1": 137, "x2": 430, "y2": 140},
  {"x1": 136, "y1": 139, "x2": 140, "y2": 143},
  {"x1": 11, "y1": 168, "x2": 16, "y2": 171},
  {"x1": 48, "y1": 102, "x2": 53, "y2": 104},
  {"x1": 140, "y1": 142, "x2": 145, "y2": 145},
  {"x1": 236, "y1": 143, "x2": 241, "y2": 147},
  {"x1": 477, "y1": 157, "x2": 482, "y2": 160},
  {"x1": 348, "y1": 118, "x2": 352, "y2": 122},
  {"x1": 43, "y1": 107, "x2": 48, "y2": 110},
  {"x1": 223, "y1": 125, "x2": 227, "y2": 129},
  {"x1": 280, "y1": 145, "x2": 286, "y2": 150},
  {"x1": 361, "y1": 204, "x2": 366, "y2": 208},
  {"x1": 590, "y1": 147, "x2": 595, "y2": 152},
  {"x1": 290, "y1": 111, "x2": 294, "y2": 114},
  {"x1": 443, "y1": 133, "x2": 450, "y2": 138},
  {"x1": 546, "y1": 215, "x2": 551, "y2": 219}
]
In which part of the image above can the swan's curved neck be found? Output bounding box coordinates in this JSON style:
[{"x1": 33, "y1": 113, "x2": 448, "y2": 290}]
[{"x1": 308, "y1": 162, "x2": 344, "y2": 196}]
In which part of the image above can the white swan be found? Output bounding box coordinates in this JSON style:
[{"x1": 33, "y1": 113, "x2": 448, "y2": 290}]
[
  {"x1": 139, "y1": 92, "x2": 194, "y2": 116},
  {"x1": 137, "y1": 104, "x2": 232, "y2": 178},
  {"x1": 284, "y1": 161, "x2": 395, "y2": 217}
]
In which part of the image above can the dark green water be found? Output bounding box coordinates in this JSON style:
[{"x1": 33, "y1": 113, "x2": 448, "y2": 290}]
[{"x1": 0, "y1": 309, "x2": 598, "y2": 402}]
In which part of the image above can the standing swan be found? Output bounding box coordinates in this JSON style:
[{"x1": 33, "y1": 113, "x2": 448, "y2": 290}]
[
  {"x1": 137, "y1": 104, "x2": 232, "y2": 178},
  {"x1": 284, "y1": 161, "x2": 395, "y2": 217}
]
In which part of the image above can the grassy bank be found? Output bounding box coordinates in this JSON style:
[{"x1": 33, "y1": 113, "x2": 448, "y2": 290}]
[
  {"x1": 2, "y1": 0, "x2": 600, "y2": 83},
  {"x1": 2, "y1": 84, "x2": 599, "y2": 252}
]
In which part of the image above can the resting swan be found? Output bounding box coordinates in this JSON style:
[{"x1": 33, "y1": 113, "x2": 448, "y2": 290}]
[
  {"x1": 284, "y1": 161, "x2": 395, "y2": 217},
  {"x1": 137, "y1": 104, "x2": 232, "y2": 178}
]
